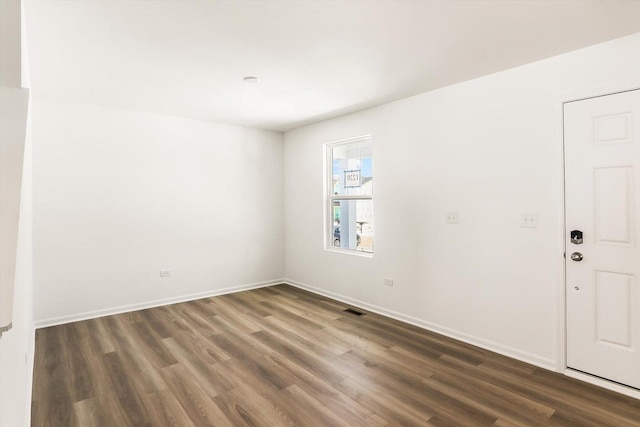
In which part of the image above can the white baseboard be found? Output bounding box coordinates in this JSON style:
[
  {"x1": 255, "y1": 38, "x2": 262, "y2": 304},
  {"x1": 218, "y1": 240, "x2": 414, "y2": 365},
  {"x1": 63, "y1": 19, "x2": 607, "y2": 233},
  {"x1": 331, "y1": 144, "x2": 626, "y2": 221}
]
[
  {"x1": 34, "y1": 278, "x2": 285, "y2": 328},
  {"x1": 565, "y1": 369, "x2": 640, "y2": 400},
  {"x1": 283, "y1": 278, "x2": 556, "y2": 371}
]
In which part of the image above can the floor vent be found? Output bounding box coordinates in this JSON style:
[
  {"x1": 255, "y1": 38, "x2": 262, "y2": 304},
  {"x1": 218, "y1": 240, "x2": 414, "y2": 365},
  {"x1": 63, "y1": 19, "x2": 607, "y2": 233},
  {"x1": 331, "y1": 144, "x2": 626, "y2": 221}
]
[{"x1": 343, "y1": 308, "x2": 365, "y2": 316}]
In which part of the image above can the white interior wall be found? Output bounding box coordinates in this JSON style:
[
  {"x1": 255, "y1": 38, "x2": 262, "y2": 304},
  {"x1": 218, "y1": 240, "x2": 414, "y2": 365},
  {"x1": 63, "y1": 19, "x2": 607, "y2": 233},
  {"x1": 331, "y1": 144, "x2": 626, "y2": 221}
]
[
  {"x1": 0, "y1": 1, "x2": 34, "y2": 425},
  {"x1": 0, "y1": 86, "x2": 28, "y2": 331},
  {"x1": 0, "y1": 103, "x2": 33, "y2": 426},
  {"x1": 283, "y1": 33, "x2": 640, "y2": 368},
  {"x1": 0, "y1": 0, "x2": 21, "y2": 89},
  {"x1": 32, "y1": 99, "x2": 284, "y2": 325},
  {"x1": 0, "y1": 0, "x2": 25, "y2": 331}
]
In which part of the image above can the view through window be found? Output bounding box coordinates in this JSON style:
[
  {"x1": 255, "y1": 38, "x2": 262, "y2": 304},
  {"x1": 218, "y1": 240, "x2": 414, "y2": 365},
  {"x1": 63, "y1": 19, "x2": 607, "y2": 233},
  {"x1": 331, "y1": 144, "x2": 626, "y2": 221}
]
[{"x1": 326, "y1": 136, "x2": 373, "y2": 254}]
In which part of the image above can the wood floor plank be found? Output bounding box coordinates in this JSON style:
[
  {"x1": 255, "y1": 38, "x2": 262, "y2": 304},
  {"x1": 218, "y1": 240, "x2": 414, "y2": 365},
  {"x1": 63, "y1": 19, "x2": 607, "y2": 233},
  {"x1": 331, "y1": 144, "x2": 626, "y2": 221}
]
[
  {"x1": 262, "y1": 351, "x2": 388, "y2": 427},
  {"x1": 226, "y1": 290, "x2": 278, "y2": 317},
  {"x1": 158, "y1": 364, "x2": 233, "y2": 427},
  {"x1": 210, "y1": 335, "x2": 294, "y2": 391},
  {"x1": 167, "y1": 318, "x2": 231, "y2": 364},
  {"x1": 261, "y1": 299, "x2": 327, "y2": 331},
  {"x1": 339, "y1": 349, "x2": 498, "y2": 426},
  {"x1": 214, "y1": 384, "x2": 301, "y2": 427},
  {"x1": 101, "y1": 351, "x2": 152, "y2": 426},
  {"x1": 264, "y1": 313, "x2": 352, "y2": 356},
  {"x1": 421, "y1": 375, "x2": 550, "y2": 426},
  {"x1": 250, "y1": 329, "x2": 347, "y2": 387},
  {"x1": 31, "y1": 327, "x2": 75, "y2": 427},
  {"x1": 169, "y1": 304, "x2": 224, "y2": 337},
  {"x1": 209, "y1": 298, "x2": 264, "y2": 334},
  {"x1": 141, "y1": 389, "x2": 197, "y2": 427},
  {"x1": 161, "y1": 337, "x2": 233, "y2": 397},
  {"x1": 270, "y1": 293, "x2": 343, "y2": 323},
  {"x1": 73, "y1": 397, "x2": 111, "y2": 427},
  {"x1": 336, "y1": 376, "x2": 436, "y2": 427},
  {"x1": 138, "y1": 309, "x2": 173, "y2": 339},
  {"x1": 279, "y1": 384, "x2": 351, "y2": 427},
  {"x1": 32, "y1": 284, "x2": 640, "y2": 426}
]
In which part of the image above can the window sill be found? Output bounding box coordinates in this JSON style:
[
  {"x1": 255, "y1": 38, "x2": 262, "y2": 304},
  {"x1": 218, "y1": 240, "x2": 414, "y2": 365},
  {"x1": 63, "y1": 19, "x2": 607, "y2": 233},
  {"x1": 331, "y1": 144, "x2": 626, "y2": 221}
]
[{"x1": 325, "y1": 247, "x2": 373, "y2": 258}]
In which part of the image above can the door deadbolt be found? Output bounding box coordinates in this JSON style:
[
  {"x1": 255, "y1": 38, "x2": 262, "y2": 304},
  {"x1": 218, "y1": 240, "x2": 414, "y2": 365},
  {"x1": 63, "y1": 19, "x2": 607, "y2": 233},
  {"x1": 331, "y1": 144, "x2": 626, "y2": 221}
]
[
  {"x1": 570, "y1": 252, "x2": 583, "y2": 262},
  {"x1": 570, "y1": 230, "x2": 583, "y2": 244}
]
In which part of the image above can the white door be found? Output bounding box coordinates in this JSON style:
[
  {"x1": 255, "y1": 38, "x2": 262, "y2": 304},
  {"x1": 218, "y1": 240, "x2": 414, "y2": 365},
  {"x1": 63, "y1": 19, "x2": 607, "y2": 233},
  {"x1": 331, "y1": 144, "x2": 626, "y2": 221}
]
[{"x1": 565, "y1": 89, "x2": 640, "y2": 390}]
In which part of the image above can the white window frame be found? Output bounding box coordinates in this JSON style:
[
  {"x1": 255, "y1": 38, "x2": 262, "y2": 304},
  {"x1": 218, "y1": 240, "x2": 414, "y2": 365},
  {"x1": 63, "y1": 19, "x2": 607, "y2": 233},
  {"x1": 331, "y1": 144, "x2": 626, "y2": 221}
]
[{"x1": 324, "y1": 135, "x2": 373, "y2": 257}]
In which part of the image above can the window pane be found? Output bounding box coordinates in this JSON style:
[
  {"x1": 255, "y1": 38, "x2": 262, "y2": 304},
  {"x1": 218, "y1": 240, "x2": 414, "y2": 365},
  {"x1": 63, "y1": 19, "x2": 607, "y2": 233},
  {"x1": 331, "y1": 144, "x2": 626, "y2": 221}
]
[
  {"x1": 331, "y1": 139, "x2": 372, "y2": 196},
  {"x1": 332, "y1": 199, "x2": 373, "y2": 253}
]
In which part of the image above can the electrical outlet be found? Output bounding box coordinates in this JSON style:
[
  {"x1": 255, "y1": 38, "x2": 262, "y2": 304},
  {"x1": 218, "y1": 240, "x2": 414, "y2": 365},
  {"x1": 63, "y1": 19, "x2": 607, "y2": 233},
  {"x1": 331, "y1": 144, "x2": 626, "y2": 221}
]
[
  {"x1": 446, "y1": 211, "x2": 458, "y2": 224},
  {"x1": 521, "y1": 214, "x2": 538, "y2": 228},
  {"x1": 383, "y1": 277, "x2": 394, "y2": 287},
  {"x1": 160, "y1": 270, "x2": 171, "y2": 277}
]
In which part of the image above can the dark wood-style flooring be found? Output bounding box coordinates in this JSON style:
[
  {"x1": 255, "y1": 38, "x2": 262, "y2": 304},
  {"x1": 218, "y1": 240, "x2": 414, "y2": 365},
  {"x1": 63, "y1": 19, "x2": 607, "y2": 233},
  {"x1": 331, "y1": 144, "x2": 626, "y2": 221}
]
[{"x1": 31, "y1": 284, "x2": 640, "y2": 426}]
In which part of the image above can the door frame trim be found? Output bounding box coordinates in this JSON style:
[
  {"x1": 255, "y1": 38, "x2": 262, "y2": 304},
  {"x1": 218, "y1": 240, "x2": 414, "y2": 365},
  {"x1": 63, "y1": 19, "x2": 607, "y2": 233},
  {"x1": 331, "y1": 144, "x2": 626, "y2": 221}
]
[{"x1": 558, "y1": 82, "x2": 640, "y2": 399}]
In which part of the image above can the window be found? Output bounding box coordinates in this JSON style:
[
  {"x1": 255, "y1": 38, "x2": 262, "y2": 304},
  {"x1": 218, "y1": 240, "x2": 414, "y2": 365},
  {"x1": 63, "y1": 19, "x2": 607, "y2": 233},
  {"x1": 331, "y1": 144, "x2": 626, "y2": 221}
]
[{"x1": 325, "y1": 136, "x2": 373, "y2": 254}]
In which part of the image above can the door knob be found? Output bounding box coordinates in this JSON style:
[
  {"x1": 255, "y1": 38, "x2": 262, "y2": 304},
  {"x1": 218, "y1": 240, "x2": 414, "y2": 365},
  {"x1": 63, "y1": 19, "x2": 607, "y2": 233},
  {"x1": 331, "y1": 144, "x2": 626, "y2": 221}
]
[{"x1": 571, "y1": 252, "x2": 583, "y2": 262}]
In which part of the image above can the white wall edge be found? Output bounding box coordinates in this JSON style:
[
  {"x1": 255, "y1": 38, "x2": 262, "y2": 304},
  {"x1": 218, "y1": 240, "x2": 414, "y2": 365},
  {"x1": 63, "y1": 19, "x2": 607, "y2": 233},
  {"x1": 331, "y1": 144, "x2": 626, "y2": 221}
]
[
  {"x1": 283, "y1": 278, "x2": 556, "y2": 371},
  {"x1": 555, "y1": 94, "x2": 567, "y2": 373},
  {"x1": 565, "y1": 369, "x2": 640, "y2": 400},
  {"x1": 34, "y1": 278, "x2": 285, "y2": 329}
]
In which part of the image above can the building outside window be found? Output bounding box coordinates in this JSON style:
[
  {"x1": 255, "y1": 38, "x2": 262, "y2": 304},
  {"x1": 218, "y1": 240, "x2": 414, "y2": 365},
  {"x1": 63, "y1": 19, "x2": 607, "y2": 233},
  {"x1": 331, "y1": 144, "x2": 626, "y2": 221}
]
[{"x1": 325, "y1": 135, "x2": 373, "y2": 254}]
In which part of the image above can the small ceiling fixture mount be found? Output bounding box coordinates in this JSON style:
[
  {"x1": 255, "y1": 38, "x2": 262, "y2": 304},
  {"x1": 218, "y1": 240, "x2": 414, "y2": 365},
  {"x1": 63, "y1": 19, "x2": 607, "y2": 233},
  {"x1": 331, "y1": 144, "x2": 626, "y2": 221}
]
[{"x1": 243, "y1": 76, "x2": 260, "y2": 84}]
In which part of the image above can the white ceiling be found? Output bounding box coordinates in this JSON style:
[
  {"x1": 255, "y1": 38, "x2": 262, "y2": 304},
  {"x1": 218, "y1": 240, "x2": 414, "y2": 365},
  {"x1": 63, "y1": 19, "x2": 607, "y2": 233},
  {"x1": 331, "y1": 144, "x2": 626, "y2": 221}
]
[{"x1": 24, "y1": 0, "x2": 640, "y2": 132}]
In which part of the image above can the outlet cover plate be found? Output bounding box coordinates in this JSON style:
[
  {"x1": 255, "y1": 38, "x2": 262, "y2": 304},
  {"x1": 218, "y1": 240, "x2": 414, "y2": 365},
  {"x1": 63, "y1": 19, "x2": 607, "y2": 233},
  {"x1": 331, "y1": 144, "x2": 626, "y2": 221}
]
[{"x1": 521, "y1": 214, "x2": 538, "y2": 228}]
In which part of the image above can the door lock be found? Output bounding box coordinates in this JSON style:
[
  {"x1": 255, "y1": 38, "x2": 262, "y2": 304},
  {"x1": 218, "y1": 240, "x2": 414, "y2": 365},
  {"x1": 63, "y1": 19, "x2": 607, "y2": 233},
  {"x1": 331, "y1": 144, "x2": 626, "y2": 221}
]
[
  {"x1": 570, "y1": 252, "x2": 583, "y2": 262},
  {"x1": 571, "y1": 230, "x2": 583, "y2": 244}
]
